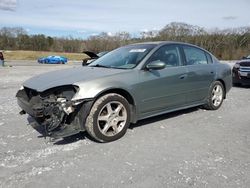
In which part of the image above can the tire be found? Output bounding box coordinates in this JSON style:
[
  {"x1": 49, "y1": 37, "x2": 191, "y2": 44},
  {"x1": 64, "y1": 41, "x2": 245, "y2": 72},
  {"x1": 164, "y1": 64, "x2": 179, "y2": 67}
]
[
  {"x1": 85, "y1": 93, "x2": 131, "y2": 142},
  {"x1": 203, "y1": 81, "x2": 224, "y2": 110}
]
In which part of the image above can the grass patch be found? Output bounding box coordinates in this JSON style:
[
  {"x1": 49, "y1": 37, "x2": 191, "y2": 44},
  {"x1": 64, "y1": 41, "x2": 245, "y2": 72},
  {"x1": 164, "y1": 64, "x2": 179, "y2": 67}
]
[{"x1": 3, "y1": 50, "x2": 88, "y2": 61}]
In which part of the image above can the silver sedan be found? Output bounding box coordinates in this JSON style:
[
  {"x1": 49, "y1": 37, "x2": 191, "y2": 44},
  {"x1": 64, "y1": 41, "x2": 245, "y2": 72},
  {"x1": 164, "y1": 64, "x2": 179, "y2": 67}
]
[{"x1": 16, "y1": 41, "x2": 232, "y2": 142}]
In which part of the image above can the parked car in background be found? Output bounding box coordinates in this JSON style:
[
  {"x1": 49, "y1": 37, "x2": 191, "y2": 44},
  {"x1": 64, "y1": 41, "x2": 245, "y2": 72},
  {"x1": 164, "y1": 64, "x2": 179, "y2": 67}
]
[
  {"x1": 16, "y1": 41, "x2": 232, "y2": 142},
  {"x1": 0, "y1": 51, "x2": 4, "y2": 61},
  {"x1": 232, "y1": 56, "x2": 250, "y2": 85},
  {"x1": 38, "y1": 56, "x2": 67, "y2": 64},
  {"x1": 0, "y1": 51, "x2": 4, "y2": 66},
  {"x1": 82, "y1": 51, "x2": 108, "y2": 65}
]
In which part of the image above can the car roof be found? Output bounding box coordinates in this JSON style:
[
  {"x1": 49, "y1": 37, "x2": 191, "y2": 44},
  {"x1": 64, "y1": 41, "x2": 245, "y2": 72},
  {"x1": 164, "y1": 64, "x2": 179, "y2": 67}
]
[
  {"x1": 126, "y1": 41, "x2": 200, "y2": 47},
  {"x1": 124, "y1": 41, "x2": 211, "y2": 54}
]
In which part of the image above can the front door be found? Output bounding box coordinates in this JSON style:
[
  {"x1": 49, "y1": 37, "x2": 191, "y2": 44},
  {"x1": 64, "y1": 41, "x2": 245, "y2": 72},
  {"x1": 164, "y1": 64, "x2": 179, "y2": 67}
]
[{"x1": 137, "y1": 45, "x2": 189, "y2": 117}]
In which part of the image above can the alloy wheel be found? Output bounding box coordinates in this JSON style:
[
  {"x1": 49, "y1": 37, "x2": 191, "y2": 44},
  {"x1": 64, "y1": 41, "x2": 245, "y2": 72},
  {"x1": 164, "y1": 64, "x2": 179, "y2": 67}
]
[
  {"x1": 211, "y1": 84, "x2": 223, "y2": 107},
  {"x1": 97, "y1": 101, "x2": 127, "y2": 137}
]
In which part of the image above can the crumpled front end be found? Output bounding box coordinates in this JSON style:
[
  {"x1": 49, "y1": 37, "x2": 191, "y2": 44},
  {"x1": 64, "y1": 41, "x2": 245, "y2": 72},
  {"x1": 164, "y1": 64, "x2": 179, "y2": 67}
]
[{"x1": 16, "y1": 85, "x2": 92, "y2": 138}]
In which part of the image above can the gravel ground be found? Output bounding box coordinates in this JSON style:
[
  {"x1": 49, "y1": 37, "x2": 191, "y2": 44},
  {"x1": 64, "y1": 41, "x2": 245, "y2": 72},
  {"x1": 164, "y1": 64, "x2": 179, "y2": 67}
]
[{"x1": 0, "y1": 62, "x2": 249, "y2": 188}]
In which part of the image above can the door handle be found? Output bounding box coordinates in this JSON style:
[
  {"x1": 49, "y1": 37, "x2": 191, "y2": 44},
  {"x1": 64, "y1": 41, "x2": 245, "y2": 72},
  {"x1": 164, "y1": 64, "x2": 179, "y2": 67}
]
[{"x1": 179, "y1": 74, "x2": 187, "y2": 79}]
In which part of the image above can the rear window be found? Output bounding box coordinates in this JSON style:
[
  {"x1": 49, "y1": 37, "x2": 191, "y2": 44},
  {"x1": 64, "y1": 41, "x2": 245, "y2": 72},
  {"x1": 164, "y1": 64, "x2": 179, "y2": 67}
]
[
  {"x1": 183, "y1": 46, "x2": 208, "y2": 65},
  {"x1": 206, "y1": 53, "x2": 213, "y2": 64}
]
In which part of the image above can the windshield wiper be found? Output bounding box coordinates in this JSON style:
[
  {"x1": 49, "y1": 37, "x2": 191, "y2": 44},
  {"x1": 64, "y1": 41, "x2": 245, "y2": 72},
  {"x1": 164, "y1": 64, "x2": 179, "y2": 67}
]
[
  {"x1": 90, "y1": 64, "x2": 110, "y2": 68},
  {"x1": 110, "y1": 66, "x2": 127, "y2": 69}
]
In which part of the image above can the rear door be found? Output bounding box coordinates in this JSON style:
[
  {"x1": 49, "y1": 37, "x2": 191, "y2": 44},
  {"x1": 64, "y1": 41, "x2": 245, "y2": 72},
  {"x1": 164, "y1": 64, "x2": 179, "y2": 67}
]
[{"x1": 182, "y1": 45, "x2": 215, "y2": 103}]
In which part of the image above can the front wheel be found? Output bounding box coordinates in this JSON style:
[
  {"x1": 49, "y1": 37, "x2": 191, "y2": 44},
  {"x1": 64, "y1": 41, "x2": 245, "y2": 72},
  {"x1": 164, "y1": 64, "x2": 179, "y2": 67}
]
[
  {"x1": 203, "y1": 81, "x2": 224, "y2": 110},
  {"x1": 85, "y1": 93, "x2": 131, "y2": 142}
]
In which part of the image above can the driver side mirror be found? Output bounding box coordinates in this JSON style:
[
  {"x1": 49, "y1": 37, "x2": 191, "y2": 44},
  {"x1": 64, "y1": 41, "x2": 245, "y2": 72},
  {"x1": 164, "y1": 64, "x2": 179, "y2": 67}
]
[{"x1": 146, "y1": 60, "x2": 166, "y2": 70}]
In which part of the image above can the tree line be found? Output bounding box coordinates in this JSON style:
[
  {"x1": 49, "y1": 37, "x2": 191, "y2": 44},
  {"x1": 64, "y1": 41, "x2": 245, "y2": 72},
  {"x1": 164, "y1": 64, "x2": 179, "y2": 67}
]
[{"x1": 0, "y1": 22, "x2": 249, "y2": 60}]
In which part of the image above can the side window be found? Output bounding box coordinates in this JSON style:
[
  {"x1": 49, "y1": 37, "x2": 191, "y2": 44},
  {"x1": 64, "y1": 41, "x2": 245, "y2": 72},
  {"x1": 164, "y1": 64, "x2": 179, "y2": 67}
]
[
  {"x1": 206, "y1": 53, "x2": 213, "y2": 64},
  {"x1": 148, "y1": 45, "x2": 181, "y2": 67},
  {"x1": 183, "y1": 46, "x2": 208, "y2": 65}
]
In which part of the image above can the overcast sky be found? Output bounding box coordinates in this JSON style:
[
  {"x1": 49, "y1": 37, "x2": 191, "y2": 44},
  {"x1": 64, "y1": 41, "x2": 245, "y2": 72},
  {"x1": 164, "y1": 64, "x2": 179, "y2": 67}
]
[{"x1": 0, "y1": 0, "x2": 249, "y2": 38}]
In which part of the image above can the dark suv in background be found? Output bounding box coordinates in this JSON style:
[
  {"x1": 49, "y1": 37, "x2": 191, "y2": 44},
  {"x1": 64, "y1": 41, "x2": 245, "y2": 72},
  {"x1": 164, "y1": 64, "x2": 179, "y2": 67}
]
[{"x1": 232, "y1": 55, "x2": 250, "y2": 85}]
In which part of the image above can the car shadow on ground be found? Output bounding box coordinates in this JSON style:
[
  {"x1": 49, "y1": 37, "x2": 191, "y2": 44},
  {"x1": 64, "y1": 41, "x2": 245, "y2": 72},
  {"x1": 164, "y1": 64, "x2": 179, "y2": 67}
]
[
  {"x1": 27, "y1": 116, "x2": 93, "y2": 145},
  {"x1": 52, "y1": 132, "x2": 90, "y2": 145},
  {"x1": 27, "y1": 107, "x2": 200, "y2": 145},
  {"x1": 129, "y1": 107, "x2": 199, "y2": 129},
  {"x1": 233, "y1": 84, "x2": 250, "y2": 89}
]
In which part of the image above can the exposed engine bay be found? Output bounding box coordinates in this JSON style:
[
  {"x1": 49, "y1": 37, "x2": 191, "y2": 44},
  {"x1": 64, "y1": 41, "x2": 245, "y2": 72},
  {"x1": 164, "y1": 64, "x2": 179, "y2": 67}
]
[{"x1": 16, "y1": 85, "x2": 92, "y2": 138}]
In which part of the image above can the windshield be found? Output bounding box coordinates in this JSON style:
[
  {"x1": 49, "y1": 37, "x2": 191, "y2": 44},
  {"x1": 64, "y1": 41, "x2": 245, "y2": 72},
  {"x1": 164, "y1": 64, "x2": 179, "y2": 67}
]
[{"x1": 89, "y1": 44, "x2": 156, "y2": 69}]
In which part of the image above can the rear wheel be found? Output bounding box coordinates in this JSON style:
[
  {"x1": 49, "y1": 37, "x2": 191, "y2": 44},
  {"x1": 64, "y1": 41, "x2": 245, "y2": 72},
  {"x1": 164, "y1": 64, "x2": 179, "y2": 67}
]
[
  {"x1": 85, "y1": 93, "x2": 131, "y2": 142},
  {"x1": 203, "y1": 81, "x2": 224, "y2": 110}
]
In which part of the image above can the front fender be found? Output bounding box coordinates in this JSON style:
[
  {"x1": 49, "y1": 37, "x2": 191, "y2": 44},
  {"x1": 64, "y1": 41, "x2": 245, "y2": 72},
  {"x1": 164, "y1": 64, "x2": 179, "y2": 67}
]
[
  {"x1": 72, "y1": 81, "x2": 138, "y2": 123},
  {"x1": 72, "y1": 80, "x2": 134, "y2": 101}
]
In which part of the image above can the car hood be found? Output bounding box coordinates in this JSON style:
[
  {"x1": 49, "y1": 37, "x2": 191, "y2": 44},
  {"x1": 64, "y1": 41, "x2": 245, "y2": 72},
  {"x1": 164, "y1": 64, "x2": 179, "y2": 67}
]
[
  {"x1": 23, "y1": 66, "x2": 128, "y2": 92},
  {"x1": 82, "y1": 51, "x2": 99, "y2": 59},
  {"x1": 238, "y1": 60, "x2": 250, "y2": 66}
]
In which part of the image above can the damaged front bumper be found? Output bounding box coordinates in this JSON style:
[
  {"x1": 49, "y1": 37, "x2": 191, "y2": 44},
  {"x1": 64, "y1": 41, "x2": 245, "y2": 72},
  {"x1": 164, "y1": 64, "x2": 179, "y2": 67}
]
[{"x1": 16, "y1": 86, "x2": 93, "y2": 138}]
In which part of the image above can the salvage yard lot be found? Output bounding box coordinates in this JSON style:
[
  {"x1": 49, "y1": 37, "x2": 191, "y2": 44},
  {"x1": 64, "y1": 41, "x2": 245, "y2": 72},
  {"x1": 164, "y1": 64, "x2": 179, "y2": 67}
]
[
  {"x1": 0, "y1": 62, "x2": 249, "y2": 187},
  {"x1": 3, "y1": 50, "x2": 87, "y2": 61}
]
